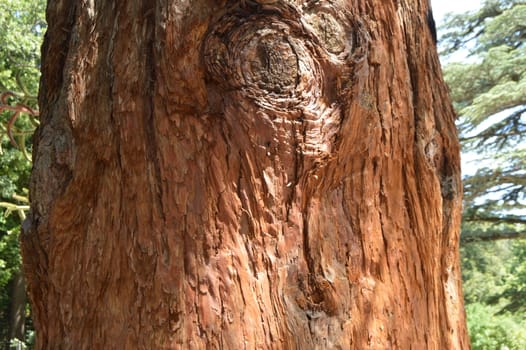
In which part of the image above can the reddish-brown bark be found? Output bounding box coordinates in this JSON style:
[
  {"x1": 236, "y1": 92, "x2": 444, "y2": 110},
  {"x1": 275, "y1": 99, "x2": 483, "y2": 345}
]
[{"x1": 22, "y1": 0, "x2": 469, "y2": 348}]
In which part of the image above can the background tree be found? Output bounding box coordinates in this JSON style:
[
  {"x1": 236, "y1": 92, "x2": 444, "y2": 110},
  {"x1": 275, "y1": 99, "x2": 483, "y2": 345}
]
[
  {"x1": 0, "y1": 0, "x2": 45, "y2": 347},
  {"x1": 440, "y1": 0, "x2": 526, "y2": 242},
  {"x1": 439, "y1": 1, "x2": 526, "y2": 348},
  {"x1": 458, "y1": 240, "x2": 526, "y2": 349},
  {"x1": 21, "y1": 0, "x2": 469, "y2": 348}
]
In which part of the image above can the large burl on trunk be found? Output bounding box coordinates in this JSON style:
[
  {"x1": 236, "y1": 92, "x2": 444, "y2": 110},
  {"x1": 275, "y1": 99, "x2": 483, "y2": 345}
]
[{"x1": 22, "y1": 0, "x2": 469, "y2": 348}]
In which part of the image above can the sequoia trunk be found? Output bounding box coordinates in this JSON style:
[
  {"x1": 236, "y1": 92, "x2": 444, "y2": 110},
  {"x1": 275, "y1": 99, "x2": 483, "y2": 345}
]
[{"x1": 22, "y1": 0, "x2": 469, "y2": 348}]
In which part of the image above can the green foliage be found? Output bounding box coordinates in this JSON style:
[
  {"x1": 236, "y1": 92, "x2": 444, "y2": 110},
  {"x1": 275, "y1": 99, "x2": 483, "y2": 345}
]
[
  {"x1": 0, "y1": 0, "x2": 43, "y2": 157},
  {"x1": 0, "y1": 0, "x2": 46, "y2": 94},
  {"x1": 466, "y1": 303, "x2": 526, "y2": 350},
  {"x1": 440, "y1": 0, "x2": 526, "y2": 238},
  {"x1": 461, "y1": 240, "x2": 526, "y2": 349},
  {"x1": 0, "y1": 224, "x2": 23, "y2": 344},
  {"x1": 460, "y1": 240, "x2": 511, "y2": 304},
  {"x1": 0, "y1": 0, "x2": 45, "y2": 347},
  {"x1": 487, "y1": 240, "x2": 526, "y2": 314},
  {"x1": 461, "y1": 220, "x2": 526, "y2": 244},
  {"x1": 461, "y1": 240, "x2": 526, "y2": 313},
  {"x1": 441, "y1": 1, "x2": 526, "y2": 348},
  {"x1": 0, "y1": 146, "x2": 29, "y2": 321}
]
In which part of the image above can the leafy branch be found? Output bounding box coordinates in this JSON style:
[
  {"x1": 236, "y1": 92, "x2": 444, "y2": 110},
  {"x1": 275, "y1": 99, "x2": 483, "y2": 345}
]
[
  {"x1": 0, "y1": 193, "x2": 29, "y2": 220},
  {"x1": 0, "y1": 91, "x2": 39, "y2": 161},
  {"x1": 462, "y1": 230, "x2": 526, "y2": 243}
]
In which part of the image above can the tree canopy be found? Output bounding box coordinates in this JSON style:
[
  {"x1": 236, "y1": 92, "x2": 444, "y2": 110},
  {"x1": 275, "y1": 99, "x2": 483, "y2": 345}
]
[
  {"x1": 440, "y1": 0, "x2": 526, "y2": 242},
  {"x1": 0, "y1": 0, "x2": 45, "y2": 346},
  {"x1": 440, "y1": 1, "x2": 526, "y2": 348}
]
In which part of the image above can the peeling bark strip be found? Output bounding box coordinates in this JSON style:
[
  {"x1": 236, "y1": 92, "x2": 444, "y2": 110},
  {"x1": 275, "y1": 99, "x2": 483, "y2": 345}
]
[{"x1": 22, "y1": 0, "x2": 469, "y2": 349}]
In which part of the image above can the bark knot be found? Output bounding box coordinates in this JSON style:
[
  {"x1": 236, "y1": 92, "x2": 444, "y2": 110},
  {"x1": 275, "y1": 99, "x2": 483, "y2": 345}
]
[
  {"x1": 203, "y1": 12, "x2": 320, "y2": 112},
  {"x1": 203, "y1": 2, "x2": 367, "y2": 113}
]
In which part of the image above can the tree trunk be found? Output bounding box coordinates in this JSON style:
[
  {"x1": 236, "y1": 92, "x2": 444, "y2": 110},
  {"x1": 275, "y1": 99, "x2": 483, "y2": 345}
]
[
  {"x1": 7, "y1": 271, "x2": 26, "y2": 346},
  {"x1": 22, "y1": 0, "x2": 469, "y2": 348}
]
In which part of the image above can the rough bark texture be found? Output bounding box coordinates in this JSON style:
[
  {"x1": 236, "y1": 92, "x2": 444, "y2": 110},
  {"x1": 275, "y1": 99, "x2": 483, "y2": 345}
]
[{"x1": 22, "y1": 0, "x2": 469, "y2": 348}]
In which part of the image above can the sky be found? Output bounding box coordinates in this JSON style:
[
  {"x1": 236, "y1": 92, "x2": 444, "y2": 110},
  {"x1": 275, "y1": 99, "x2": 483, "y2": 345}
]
[
  {"x1": 431, "y1": 0, "x2": 481, "y2": 23},
  {"x1": 430, "y1": 0, "x2": 483, "y2": 175}
]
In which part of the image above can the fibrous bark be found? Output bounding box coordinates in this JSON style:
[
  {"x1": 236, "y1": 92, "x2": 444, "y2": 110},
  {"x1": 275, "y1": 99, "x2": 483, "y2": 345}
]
[{"x1": 22, "y1": 0, "x2": 469, "y2": 349}]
